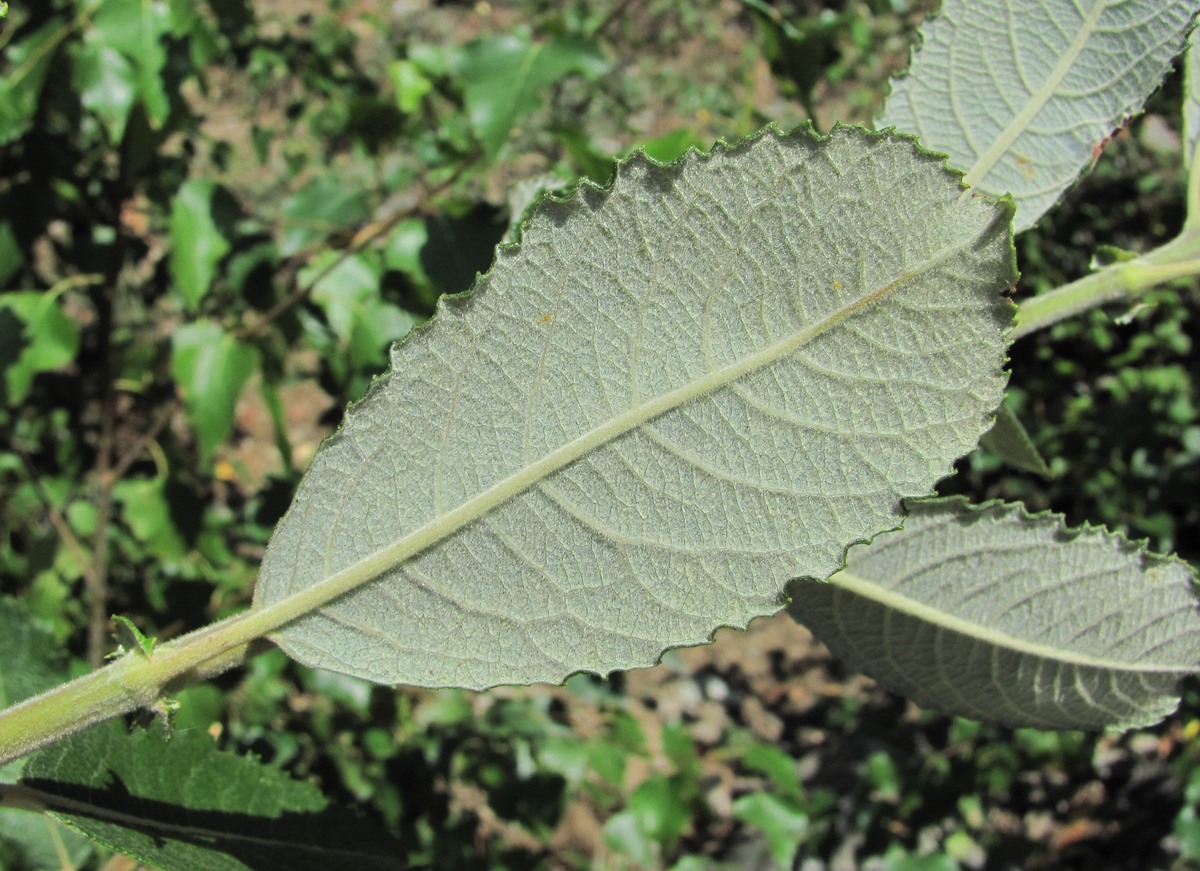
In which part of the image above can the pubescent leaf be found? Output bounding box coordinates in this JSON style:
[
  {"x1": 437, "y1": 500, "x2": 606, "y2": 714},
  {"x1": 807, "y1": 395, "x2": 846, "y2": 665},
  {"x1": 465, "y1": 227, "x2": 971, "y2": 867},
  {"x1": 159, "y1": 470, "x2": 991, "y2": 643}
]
[
  {"x1": 789, "y1": 498, "x2": 1200, "y2": 730},
  {"x1": 254, "y1": 126, "x2": 1014, "y2": 689},
  {"x1": 878, "y1": 0, "x2": 1196, "y2": 233}
]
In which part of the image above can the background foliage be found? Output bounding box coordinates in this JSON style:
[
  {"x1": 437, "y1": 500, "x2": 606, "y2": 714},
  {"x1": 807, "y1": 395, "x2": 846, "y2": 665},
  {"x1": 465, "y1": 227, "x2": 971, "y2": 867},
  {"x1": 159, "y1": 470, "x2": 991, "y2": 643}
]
[{"x1": 1, "y1": 0, "x2": 1198, "y2": 869}]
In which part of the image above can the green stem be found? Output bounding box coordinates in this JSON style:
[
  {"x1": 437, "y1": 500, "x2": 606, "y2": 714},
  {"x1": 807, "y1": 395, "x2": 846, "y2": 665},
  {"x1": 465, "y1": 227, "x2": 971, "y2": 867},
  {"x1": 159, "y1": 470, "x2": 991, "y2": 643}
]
[{"x1": 1012, "y1": 228, "x2": 1200, "y2": 340}]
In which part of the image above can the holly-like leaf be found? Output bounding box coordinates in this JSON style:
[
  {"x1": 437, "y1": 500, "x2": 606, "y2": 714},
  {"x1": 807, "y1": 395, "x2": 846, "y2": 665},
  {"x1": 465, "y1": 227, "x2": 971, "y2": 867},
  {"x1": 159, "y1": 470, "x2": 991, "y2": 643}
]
[
  {"x1": 789, "y1": 498, "x2": 1200, "y2": 730},
  {"x1": 879, "y1": 0, "x2": 1196, "y2": 233},
  {"x1": 254, "y1": 126, "x2": 1014, "y2": 689}
]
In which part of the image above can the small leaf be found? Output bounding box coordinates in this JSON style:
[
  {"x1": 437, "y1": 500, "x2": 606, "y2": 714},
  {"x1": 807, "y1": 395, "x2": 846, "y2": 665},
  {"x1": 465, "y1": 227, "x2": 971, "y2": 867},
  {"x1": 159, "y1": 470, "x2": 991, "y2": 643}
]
[
  {"x1": 169, "y1": 181, "x2": 233, "y2": 309},
  {"x1": 90, "y1": 0, "x2": 171, "y2": 127},
  {"x1": 789, "y1": 498, "x2": 1200, "y2": 730},
  {"x1": 0, "y1": 290, "x2": 81, "y2": 407},
  {"x1": 254, "y1": 126, "x2": 1014, "y2": 689},
  {"x1": 979, "y1": 398, "x2": 1052, "y2": 478},
  {"x1": 20, "y1": 725, "x2": 402, "y2": 871},
  {"x1": 171, "y1": 322, "x2": 260, "y2": 464},
  {"x1": 72, "y1": 39, "x2": 138, "y2": 143},
  {"x1": 278, "y1": 179, "x2": 369, "y2": 257},
  {"x1": 455, "y1": 34, "x2": 608, "y2": 156},
  {"x1": 879, "y1": 0, "x2": 1196, "y2": 233},
  {"x1": 111, "y1": 615, "x2": 157, "y2": 658},
  {"x1": 0, "y1": 19, "x2": 68, "y2": 145}
]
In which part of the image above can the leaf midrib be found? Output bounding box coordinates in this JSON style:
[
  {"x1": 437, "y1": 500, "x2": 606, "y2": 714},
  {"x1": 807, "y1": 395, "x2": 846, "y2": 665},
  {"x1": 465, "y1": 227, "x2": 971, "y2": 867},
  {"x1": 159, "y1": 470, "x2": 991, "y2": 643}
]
[
  {"x1": 963, "y1": 0, "x2": 1107, "y2": 192},
  {"x1": 254, "y1": 230, "x2": 987, "y2": 634},
  {"x1": 826, "y1": 568, "x2": 1196, "y2": 674}
]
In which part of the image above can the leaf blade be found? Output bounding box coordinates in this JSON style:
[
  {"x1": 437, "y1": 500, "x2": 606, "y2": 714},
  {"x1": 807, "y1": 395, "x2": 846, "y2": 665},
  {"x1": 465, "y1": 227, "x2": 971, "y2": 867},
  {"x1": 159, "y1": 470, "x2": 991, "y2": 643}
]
[
  {"x1": 255, "y1": 126, "x2": 1015, "y2": 689},
  {"x1": 789, "y1": 498, "x2": 1200, "y2": 730},
  {"x1": 879, "y1": 0, "x2": 1196, "y2": 233}
]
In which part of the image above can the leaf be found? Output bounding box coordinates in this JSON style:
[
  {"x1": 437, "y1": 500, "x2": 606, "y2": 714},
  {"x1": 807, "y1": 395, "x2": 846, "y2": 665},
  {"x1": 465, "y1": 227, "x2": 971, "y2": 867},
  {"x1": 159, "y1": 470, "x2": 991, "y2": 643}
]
[
  {"x1": 20, "y1": 725, "x2": 402, "y2": 871},
  {"x1": 0, "y1": 19, "x2": 69, "y2": 146},
  {"x1": 878, "y1": 0, "x2": 1197, "y2": 233},
  {"x1": 254, "y1": 126, "x2": 1014, "y2": 689},
  {"x1": 171, "y1": 322, "x2": 260, "y2": 464},
  {"x1": 72, "y1": 39, "x2": 138, "y2": 143},
  {"x1": 455, "y1": 34, "x2": 609, "y2": 156},
  {"x1": 278, "y1": 179, "x2": 369, "y2": 258},
  {"x1": 170, "y1": 181, "x2": 233, "y2": 310},
  {"x1": 0, "y1": 291, "x2": 81, "y2": 407},
  {"x1": 788, "y1": 498, "x2": 1200, "y2": 730},
  {"x1": 1186, "y1": 33, "x2": 1200, "y2": 174},
  {"x1": 90, "y1": 0, "x2": 171, "y2": 127},
  {"x1": 979, "y1": 398, "x2": 1052, "y2": 477}
]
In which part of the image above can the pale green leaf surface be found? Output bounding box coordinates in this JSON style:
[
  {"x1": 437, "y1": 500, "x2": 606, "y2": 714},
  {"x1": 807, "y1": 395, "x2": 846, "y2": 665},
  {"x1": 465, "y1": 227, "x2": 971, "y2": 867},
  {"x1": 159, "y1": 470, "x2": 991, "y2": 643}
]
[
  {"x1": 20, "y1": 725, "x2": 401, "y2": 871},
  {"x1": 254, "y1": 126, "x2": 1014, "y2": 689},
  {"x1": 879, "y1": 0, "x2": 1196, "y2": 233},
  {"x1": 789, "y1": 499, "x2": 1200, "y2": 730}
]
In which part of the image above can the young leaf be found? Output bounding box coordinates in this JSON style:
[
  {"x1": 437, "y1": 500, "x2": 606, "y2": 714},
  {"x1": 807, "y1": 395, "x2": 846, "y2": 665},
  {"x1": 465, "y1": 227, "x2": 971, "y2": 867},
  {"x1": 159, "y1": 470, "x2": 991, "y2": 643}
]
[
  {"x1": 19, "y1": 725, "x2": 401, "y2": 871},
  {"x1": 789, "y1": 498, "x2": 1200, "y2": 730},
  {"x1": 878, "y1": 0, "x2": 1197, "y2": 233},
  {"x1": 254, "y1": 126, "x2": 1014, "y2": 689}
]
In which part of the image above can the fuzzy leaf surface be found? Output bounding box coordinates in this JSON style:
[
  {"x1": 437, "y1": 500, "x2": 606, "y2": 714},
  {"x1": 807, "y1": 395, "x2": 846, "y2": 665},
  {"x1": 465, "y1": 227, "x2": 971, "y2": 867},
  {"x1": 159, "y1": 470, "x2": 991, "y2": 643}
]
[
  {"x1": 879, "y1": 0, "x2": 1196, "y2": 233},
  {"x1": 254, "y1": 126, "x2": 1014, "y2": 689},
  {"x1": 789, "y1": 499, "x2": 1200, "y2": 729}
]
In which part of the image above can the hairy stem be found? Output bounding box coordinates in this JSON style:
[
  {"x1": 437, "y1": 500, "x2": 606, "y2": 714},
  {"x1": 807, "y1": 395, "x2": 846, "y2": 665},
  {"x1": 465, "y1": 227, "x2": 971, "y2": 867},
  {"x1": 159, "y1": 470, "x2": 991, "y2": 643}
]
[{"x1": 1012, "y1": 227, "x2": 1200, "y2": 339}]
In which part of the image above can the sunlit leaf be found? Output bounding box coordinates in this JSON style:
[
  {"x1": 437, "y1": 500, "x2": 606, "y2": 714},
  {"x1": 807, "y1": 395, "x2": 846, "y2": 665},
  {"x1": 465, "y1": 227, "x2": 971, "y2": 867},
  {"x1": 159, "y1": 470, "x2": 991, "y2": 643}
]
[
  {"x1": 254, "y1": 126, "x2": 1014, "y2": 689},
  {"x1": 879, "y1": 0, "x2": 1196, "y2": 232},
  {"x1": 790, "y1": 498, "x2": 1200, "y2": 729}
]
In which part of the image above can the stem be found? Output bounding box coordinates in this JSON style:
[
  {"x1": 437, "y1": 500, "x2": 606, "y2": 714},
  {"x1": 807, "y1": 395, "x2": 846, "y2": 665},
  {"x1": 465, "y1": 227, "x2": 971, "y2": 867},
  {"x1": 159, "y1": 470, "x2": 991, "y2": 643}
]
[{"x1": 1012, "y1": 228, "x2": 1200, "y2": 340}]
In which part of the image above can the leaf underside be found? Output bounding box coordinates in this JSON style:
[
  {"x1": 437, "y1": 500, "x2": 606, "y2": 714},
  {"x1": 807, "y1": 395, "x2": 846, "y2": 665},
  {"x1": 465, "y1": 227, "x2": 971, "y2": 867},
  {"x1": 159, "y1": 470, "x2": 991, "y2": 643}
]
[
  {"x1": 879, "y1": 0, "x2": 1196, "y2": 233},
  {"x1": 790, "y1": 498, "x2": 1200, "y2": 730},
  {"x1": 254, "y1": 125, "x2": 1014, "y2": 689}
]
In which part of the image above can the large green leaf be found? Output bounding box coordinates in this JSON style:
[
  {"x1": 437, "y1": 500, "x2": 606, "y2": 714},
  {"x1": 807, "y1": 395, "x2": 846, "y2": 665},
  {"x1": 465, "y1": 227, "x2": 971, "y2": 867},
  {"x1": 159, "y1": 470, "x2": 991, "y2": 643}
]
[
  {"x1": 878, "y1": 0, "x2": 1196, "y2": 233},
  {"x1": 170, "y1": 180, "x2": 233, "y2": 310},
  {"x1": 789, "y1": 498, "x2": 1200, "y2": 730},
  {"x1": 254, "y1": 126, "x2": 1014, "y2": 689},
  {"x1": 20, "y1": 725, "x2": 401, "y2": 871}
]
